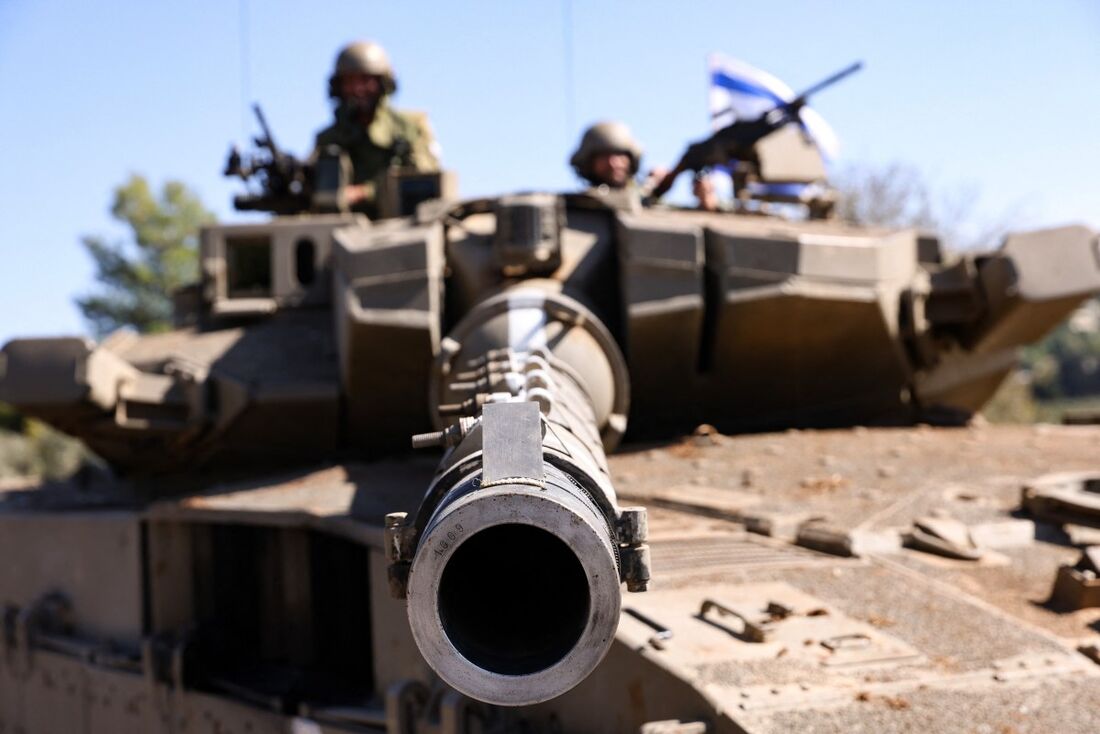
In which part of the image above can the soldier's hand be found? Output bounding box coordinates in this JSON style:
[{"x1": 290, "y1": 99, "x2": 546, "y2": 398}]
[
  {"x1": 641, "y1": 166, "x2": 671, "y2": 201},
  {"x1": 345, "y1": 184, "x2": 370, "y2": 204},
  {"x1": 693, "y1": 175, "x2": 720, "y2": 212}
]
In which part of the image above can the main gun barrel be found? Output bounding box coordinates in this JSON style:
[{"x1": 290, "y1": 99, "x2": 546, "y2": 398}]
[{"x1": 388, "y1": 288, "x2": 648, "y2": 706}]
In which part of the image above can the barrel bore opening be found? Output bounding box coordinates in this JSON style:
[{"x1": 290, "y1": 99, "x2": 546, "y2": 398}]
[{"x1": 438, "y1": 523, "x2": 590, "y2": 676}]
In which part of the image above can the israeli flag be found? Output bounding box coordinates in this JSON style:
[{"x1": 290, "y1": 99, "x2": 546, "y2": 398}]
[{"x1": 708, "y1": 53, "x2": 841, "y2": 161}]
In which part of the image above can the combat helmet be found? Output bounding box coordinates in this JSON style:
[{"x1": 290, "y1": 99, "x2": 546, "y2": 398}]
[
  {"x1": 569, "y1": 121, "x2": 643, "y2": 182},
  {"x1": 328, "y1": 41, "x2": 397, "y2": 97}
]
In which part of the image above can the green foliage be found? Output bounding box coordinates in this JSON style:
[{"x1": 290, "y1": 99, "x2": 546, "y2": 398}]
[
  {"x1": 980, "y1": 373, "x2": 1039, "y2": 424},
  {"x1": 3, "y1": 176, "x2": 214, "y2": 479},
  {"x1": 1021, "y1": 302, "x2": 1100, "y2": 400},
  {"x1": 76, "y1": 175, "x2": 215, "y2": 337},
  {"x1": 0, "y1": 402, "x2": 24, "y2": 432},
  {"x1": 0, "y1": 416, "x2": 88, "y2": 480},
  {"x1": 0, "y1": 403, "x2": 86, "y2": 479}
]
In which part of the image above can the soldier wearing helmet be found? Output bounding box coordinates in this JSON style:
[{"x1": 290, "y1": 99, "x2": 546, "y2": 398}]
[
  {"x1": 312, "y1": 41, "x2": 439, "y2": 217},
  {"x1": 569, "y1": 121, "x2": 643, "y2": 191}
]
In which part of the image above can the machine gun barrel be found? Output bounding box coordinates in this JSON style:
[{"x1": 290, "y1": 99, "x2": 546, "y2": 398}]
[
  {"x1": 793, "y1": 60, "x2": 862, "y2": 101},
  {"x1": 252, "y1": 103, "x2": 282, "y2": 162},
  {"x1": 387, "y1": 288, "x2": 648, "y2": 706}
]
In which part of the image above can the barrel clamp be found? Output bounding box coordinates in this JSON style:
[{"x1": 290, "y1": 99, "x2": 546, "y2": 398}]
[{"x1": 618, "y1": 506, "x2": 651, "y2": 592}]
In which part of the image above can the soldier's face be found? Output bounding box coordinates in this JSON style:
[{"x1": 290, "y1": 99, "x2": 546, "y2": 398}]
[
  {"x1": 339, "y1": 72, "x2": 384, "y2": 106},
  {"x1": 590, "y1": 152, "x2": 632, "y2": 188}
]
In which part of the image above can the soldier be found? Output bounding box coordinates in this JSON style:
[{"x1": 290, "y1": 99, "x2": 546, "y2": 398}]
[
  {"x1": 313, "y1": 41, "x2": 439, "y2": 216},
  {"x1": 569, "y1": 121, "x2": 644, "y2": 191}
]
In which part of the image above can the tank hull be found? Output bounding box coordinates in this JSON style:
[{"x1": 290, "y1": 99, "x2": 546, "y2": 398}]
[{"x1": 3, "y1": 425, "x2": 1100, "y2": 733}]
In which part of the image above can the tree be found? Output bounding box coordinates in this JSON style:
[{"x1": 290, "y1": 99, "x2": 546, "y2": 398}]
[
  {"x1": 76, "y1": 175, "x2": 215, "y2": 336},
  {"x1": 1, "y1": 401, "x2": 88, "y2": 480},
  {"x1": 1023, "y1": 309, "x2": 1100, "y2": 401},
  {"x1": 833, "y1": 162, "x2": 937, "y2": 231},
  {"x1": 832, "y1": 162, "x2": 1017, "y2": 252}
]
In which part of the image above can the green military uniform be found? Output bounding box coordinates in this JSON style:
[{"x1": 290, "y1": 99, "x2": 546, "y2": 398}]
[{"x1": 313, "y1": 101, "x2": 439, "y2": 218}]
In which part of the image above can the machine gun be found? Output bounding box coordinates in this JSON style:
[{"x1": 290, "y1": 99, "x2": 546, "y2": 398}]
[
  {"x1": 224, "y1": 104, "x2": 453, "y2": 219},
  {"x1": 224, "y1": 103, "x2": 313, "y2": 214},
  {"x1": 649, "y1": 61, "x2": 863, "y2": 201}
]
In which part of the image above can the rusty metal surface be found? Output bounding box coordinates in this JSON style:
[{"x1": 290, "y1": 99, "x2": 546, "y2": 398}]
[
  {"x1": 649, "y1": 533, "x2": 835, "y2": 573},
  {"x1": 140, "y1": 460, "x2": 435, "y2": 546},
  {"x1": 754, "y1": 675, "x2": 1100, "y2": 734},
  {"x1": 591, "y1": 424, "x2": 1100, "y2": 732},
  {"x1": 0, "y1": 512, "x2": 143, "y2": 645},
  {"x1": 613, "y1": 425, "x2": 1100, "y2": 534}
]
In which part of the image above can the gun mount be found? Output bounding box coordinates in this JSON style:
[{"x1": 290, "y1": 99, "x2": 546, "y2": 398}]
[
  {"x1": 224, "y1": 103, "x2": 457, "y2": 219},
  {"x1": 224, "y1": 104, "x2": 313, "y2": 214},
  {"x1": 651, "y1": 62, "x2": 862, "y2": 217}
]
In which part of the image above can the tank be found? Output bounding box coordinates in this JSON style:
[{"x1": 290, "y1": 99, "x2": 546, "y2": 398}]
[{"x1": 2, "y1": 102, "x2": 1100, "y2": 733}]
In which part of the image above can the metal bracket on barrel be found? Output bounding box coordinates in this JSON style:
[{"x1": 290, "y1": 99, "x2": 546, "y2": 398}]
[
  {"x1": 618, "y1": 506, "x2": 651, "y2": 592},
  {"x1": 385, "y1": 511, "x2": 417, "y2": 599},
  {"x1": 480, "y1": 401, "x2": 545, "y2": 489}
]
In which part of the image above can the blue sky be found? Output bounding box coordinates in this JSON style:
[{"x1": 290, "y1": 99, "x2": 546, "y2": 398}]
[{"x1": 1, "y1": 0, "x2": 1098, "y2": 344}]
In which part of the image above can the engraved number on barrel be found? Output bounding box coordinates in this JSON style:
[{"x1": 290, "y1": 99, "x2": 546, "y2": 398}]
[{"x1": 433, "y1": 523, "x2": 465, "y2": 558}]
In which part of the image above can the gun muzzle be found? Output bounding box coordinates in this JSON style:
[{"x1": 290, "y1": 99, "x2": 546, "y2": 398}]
[
  {"x1": 405, "y1": 458, "x2": 621, "y2": 706},
  {"x1": 392, "y1": 291, "x2": 648, "y2": 705}
]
